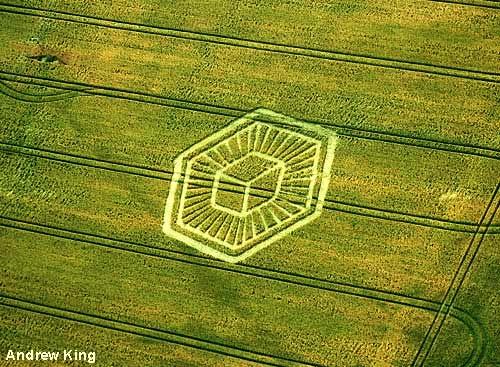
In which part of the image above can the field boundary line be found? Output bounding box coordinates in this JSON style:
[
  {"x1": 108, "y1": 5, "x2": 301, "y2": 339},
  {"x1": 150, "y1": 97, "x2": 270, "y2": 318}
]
[
  {"x1": 428, "y1": 0, "x2": 500, "y2": 9},
  {"x1": 0, "y1": 296, "x2": 485, "y2": 367},
  {"x1": 0, "y1": 215, "x2": 485, "y2": 317},
  {"x1": 0, "y1": 3, "x2": 499, "y2": 84},
  {"x1": 0, "y1": 141, "x2": 169, "y2": 180},
  {"x1": 0, "y1": 295, "x2": 320, "y2": 367},
  {"x1": 1, "y1": 72, "x2": 499, "y2": 160},
  {"x1": 0, "y1": 218, "x2": 487, "y2": 367},
  {"x1": 411, "y1": 183, "x2": 500, "y2": 367},
  {"x1": 2, "y1": 141, "x2": 498, "y2": 234}
]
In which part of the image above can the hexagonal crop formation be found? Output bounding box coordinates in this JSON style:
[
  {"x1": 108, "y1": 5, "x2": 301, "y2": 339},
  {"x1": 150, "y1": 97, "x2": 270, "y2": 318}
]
[{"x1": 163, "y1": 108, "x2": 337, "y2": 263}]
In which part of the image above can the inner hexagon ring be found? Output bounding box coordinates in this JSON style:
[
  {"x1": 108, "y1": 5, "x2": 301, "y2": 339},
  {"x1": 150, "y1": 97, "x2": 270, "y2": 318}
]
[{"x1": 163, "y1": 108, "x2": 338, "y2": 263}]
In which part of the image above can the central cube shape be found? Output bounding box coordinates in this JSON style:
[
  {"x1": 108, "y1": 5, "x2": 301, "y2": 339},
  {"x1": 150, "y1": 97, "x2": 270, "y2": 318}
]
[{"x1": 211, "y1": 152, "x2": 284, "y2": 216}]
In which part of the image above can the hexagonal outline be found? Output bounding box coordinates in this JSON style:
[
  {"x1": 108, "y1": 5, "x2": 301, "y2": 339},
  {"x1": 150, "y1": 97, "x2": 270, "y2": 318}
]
[
  {"x1": 163, "y1": 108, "x2": 338, "y2": 263},
  {"x1": 164, "y1": 114, "x2": 334, "y2": 260},
  {"x1": 179, "y1": 121, "x2": 321, "y2": 251},
  {"x1": 211, "y1": 151, "x2": 286, "y2": 217},
  {"x1": 178, "y1": 127, "x2": 317, "y2": 252}
]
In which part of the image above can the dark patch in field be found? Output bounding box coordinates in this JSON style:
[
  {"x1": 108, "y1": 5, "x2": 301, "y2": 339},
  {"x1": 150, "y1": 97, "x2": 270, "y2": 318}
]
[{"x1": 28, "y1": 54, "x2": 64, "y2": 64}]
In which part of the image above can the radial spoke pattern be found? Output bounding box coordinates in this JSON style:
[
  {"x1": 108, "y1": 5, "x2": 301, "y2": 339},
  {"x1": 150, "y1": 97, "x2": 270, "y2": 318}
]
[{"x1": 177, "y1": 122, "x2": 321, "y2": 250}]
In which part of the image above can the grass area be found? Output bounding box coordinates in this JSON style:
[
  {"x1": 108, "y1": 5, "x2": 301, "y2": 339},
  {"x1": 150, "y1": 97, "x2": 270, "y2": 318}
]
[
  {"x1": 443, "y1": 235, "x2": 500, "y2": 366},
  {"x1": 415, "y1": 314, "x2": 477, "y2": 367},
  {"x1": 0, "y1": 92, "x2": 498, "y2": 223},
  {"x1": 0, "y1": 307, "x2": 265, "y2": 367},
  {"x1": 415, "y1": 232, "x2": 499, "y2": 366},
  {"x1": 0, "y1": 226, "x2": 444, "y2": 367},
  {"x1": 0, "y1": 148, "x2": 488, "y2": 301},
  {"x1": 0, "y1": 11, "x2": 499, "y2": 149},
  {"x1": 0, "y1": 1, "x2": 499, "y2": 366},
  {"x1": 8, "y1": 0, "x2": 500, "y2": 72}
]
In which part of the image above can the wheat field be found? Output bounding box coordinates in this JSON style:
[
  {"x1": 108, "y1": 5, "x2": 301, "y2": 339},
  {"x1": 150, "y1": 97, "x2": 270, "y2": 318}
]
[{"x1": 0, "y1": 1, "x2": 499, "y2": 366}]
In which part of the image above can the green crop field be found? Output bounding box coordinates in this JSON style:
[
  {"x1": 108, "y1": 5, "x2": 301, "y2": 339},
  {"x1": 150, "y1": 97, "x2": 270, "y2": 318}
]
[{"x1": 0, "y1": 1, "x2": 499, "y2": 366}]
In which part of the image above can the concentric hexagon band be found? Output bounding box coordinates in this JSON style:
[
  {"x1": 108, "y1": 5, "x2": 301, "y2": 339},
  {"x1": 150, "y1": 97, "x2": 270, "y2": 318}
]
[{"x1": 163, "y1": 108, "x2": 338, "y2": 263}]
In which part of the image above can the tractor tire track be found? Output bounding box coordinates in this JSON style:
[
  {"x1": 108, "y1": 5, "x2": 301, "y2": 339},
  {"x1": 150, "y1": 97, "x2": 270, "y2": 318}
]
[
  {"x1": 0, "y1": 3, "x2": 499, "y2": 84},
  {"x1": 411, "y1": 183, "x2": 499, "y2": 367},
  {"x1": 0, "y1": 216, "x2": 464, "y2": 311},
  {"x1": 0, "y1": 4, "x2": 495, "y2": 365},
  {"x1": 428, "y1": 0, "x2": 500, "y2": 9},
  {"x1": 0, "y1": 294, "x2": 321, "y2": 367},
  {"x1": 1, "y1": 142, "x2": 497, "y2": 234},
  {"x1": 0, "y1": 72, "x2": 498, "y2": 161},
  {"x1": 0, "y1": 218, "x2": 488, "y2": 367},
  {"x1": 0, "y1": 80, "x2": 84, "y2": 102}
]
